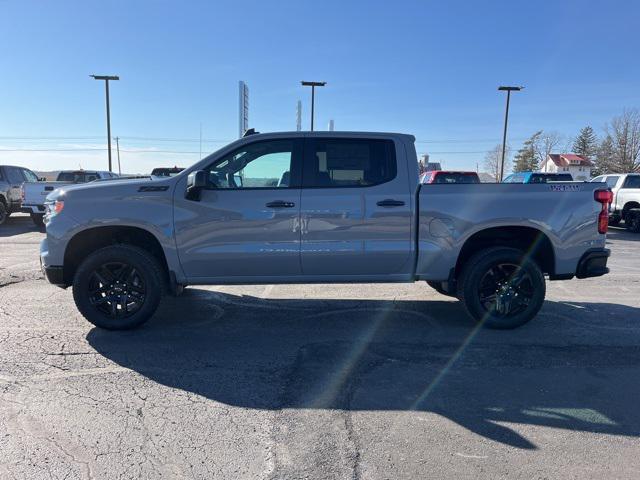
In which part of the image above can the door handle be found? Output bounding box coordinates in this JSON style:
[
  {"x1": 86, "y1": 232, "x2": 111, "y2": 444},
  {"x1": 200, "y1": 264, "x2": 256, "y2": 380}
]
[
  {"x1": 377, "y1": 199, "x2": 405, "y2": 207},
  {"x1": 266, "y1": 201, "x2": 295, "y2": 208}
]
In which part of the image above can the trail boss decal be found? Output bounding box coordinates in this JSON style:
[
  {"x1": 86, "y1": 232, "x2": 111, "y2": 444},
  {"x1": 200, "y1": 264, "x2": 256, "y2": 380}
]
[{"x1": 550, "y1": 184, "x2": 580, "y2": 192}]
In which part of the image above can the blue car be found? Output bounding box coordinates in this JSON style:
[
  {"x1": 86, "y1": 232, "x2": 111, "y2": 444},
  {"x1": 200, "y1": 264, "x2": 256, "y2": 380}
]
[{"x1": 503, "y1": 172, "x2": 574, "y2": 183}]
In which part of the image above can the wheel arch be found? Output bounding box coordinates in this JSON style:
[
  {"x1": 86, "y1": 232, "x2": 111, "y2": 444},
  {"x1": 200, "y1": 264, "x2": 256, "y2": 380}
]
[
  {"x1": 455, "y1": 226, "x2": 555, "y2": 277},
  {"x1": 63, "y1": 225, "x2": 170, "y2": 287}
]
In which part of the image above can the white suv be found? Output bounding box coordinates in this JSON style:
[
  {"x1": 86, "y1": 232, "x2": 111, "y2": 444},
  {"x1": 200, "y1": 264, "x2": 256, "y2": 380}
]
[{"x1": 591, "y1": 173, "x2": 640, "y2": 225}]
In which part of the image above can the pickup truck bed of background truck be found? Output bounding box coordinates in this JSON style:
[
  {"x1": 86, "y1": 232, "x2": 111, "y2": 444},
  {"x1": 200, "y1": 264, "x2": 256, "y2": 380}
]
[
  {"x1": 0, "y1": 164, "x2": 40, "y2": 225},
  {"x1": 22, "y1": 170, "x2": 117, "y2": 226},
  {"x1": 40, "y1": 131, "x2": 612, "y2": 330}
]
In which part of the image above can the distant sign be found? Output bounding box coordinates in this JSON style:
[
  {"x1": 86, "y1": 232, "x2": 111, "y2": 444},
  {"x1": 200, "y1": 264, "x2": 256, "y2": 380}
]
[{"x1": 239, "y1": 81, "x2": 249, "y2": 138}]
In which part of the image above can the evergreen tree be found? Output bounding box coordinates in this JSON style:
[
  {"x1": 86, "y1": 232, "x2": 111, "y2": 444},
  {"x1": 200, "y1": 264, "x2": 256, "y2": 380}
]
[
  {"x1": 572, "y1": 126, "x2": 598, "y2": 159},
  {"x1": 594, "y1": 135, "x2": 615, "y2": 176},
  {"x1": 513, "y1": 131, "x2": 541, "y2": 172}
]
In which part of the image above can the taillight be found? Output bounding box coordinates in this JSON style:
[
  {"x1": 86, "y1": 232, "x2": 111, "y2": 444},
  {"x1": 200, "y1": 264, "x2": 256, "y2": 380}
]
[{"x1": 594, "y1": 189, "x2": 612, "y2": 234}]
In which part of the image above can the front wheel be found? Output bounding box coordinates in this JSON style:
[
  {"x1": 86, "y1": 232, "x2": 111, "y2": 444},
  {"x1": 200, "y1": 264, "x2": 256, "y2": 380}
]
[
  {"x1": 627, "y1": 211, "x2": 640, "y2": 233},
  {"x1": 457, "y1": 247, "x2": 545, "y2": 329},
  {"x1": 72, "y1": 245, "x2": 164, "y2": 330},
  {"x1": 0, "y1": 202, "x2": 7, "y2": 225}
]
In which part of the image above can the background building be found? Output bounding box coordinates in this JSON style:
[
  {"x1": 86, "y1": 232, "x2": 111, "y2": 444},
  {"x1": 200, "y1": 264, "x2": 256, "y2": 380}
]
[{"x1": 540, "y1": 154, "x2": 593, "y2": 181}]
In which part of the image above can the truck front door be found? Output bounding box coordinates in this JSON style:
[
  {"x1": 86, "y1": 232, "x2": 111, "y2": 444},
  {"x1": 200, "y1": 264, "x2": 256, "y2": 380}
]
[
  {"x1": 174, "y1": 138, "x2": 304, "y2": 279},
  {"x1": 299, "y1": 137, "x2": 413, "y2": 277}
]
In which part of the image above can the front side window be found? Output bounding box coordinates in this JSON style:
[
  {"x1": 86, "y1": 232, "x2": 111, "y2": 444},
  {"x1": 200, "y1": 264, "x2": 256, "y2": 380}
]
[
  {"x1": 606, "y1": 176, "x2": 620, "y2": 188},
  {"x1": 206, "y1": 139, "x2": 295, "y2": 189},
  {"x1": 22, "y1": 169, "x2": 38, "y2": 182},
  {"x1": 622, "y1": 175, "x2": 640, "y2": 189},
  {"x1": 305, "y1": 138, "x2": 396, "y2": 188}
]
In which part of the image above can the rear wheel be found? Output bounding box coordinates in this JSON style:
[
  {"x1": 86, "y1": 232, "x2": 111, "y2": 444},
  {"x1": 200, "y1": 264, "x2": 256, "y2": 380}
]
[
  {"x1": 426, "y1": 280, "x2": 457, "y2": 298},
  {"x1": 0, "y1": 202, "x2": 7, "y2": 225},
  {"x1": 626, "y1": 210, "x2": 640, "y2": 233},
  {"x1": 31, "y1": 213, "x2": 44, "y2": 227},
  {"x1": 72, "y1": 245, "x2": 164, "y2": 330},
  {"x1": 458, "y1": 247, "x2": 545, "y2": 329}
]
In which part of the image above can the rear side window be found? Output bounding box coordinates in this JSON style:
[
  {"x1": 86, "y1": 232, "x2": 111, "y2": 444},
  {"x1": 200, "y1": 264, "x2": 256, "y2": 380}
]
[
  {"x1": 6, "y1": 167, "x2": 25, "y2": 184},
  {"x1": 304, "y1": 138, "x2": 396, "y2": 188},
  {"x1": 606, "y1": 176, "x2": 620, "y2": 188}
]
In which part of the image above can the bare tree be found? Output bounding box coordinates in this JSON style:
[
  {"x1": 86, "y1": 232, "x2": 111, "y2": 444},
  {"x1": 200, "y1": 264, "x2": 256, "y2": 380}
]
[
  {"x1": 484, "y1": 144, "x2": 509, "y2": 181},
  {"x1": 535, "y1": 131, "x2": 563, "y2": 171},
  {"x1": 606, "y1": 109, "x2": 640, "y2": 172}
]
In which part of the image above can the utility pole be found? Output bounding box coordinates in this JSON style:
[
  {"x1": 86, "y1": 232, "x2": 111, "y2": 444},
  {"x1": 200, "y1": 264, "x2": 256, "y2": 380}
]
[
  {"x1": 296, "y1": 100, "x2": 302, "y2": 131},
  {"x1": 90, "y1": 75, "x2": 119, "y2": 172},
  {"x1": 115, "y1": 136, "x2": 121, "y2": 175},
  {"x1": 301, "y1": 81, "x2": 326, "y2": 131},
  {"x1": 498, "y1": 85, "x2": 523, "y2": 182}
]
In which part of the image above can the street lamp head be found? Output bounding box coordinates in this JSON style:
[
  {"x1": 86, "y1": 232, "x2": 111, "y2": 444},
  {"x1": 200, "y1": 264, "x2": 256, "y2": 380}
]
[
  {"x1": 91, "y1": 75, "x2": 120, "y2": 81},
  {"x1": 301, "y1": 81, "x2": 326, "y2": 87},
  {"x1": 498, "y1": 85, "x2": 523, "y2": 91}
]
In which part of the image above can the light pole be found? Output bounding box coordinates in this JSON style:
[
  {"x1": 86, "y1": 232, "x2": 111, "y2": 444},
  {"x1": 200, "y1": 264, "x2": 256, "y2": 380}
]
[
  {"x1": 301, "y1": 81, "x2": 326, "y2": 131},
  {"x1": 91, "y1": 75, "x2": 119, "y2": 172},
  {"x1": 498, "y1": 85, "x2": 523, "y2": 182}
]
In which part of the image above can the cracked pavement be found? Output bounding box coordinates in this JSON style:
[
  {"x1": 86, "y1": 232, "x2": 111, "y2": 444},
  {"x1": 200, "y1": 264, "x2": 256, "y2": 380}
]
[{"x1": 1, "y1": 213, "x2": 640, "y2": 479}]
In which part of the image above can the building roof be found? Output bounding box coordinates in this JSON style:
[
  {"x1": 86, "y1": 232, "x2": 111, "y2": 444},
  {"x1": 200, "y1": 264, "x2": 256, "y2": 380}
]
[{"x1": 547, "y1": 153, "x2": 593, "y2": 167}]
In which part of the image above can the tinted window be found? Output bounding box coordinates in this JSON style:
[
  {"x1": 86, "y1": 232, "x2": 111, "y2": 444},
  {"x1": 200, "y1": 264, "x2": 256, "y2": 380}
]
[
  {"x1": 432, "y1": 172, "x2": 479, "y2": 184},
  {"x1": 305, "y1": 138, "x2": 396, "y2": 188},
  {"x1": 605, "y1": 176, "x2": 620, "y2": 188},
  {"x1": 591, "y1": 176, "x2": 604, "y2": 183},
  {"x1": 6, "y1": 167, "x2": 25, "y2": 184},
  {"x1": 623, "y1": 175, "x2": 640, "y2": 189},
  {"x1": 504, "y1": 174, "x2": 524, "y2": 183},
  {"x1": 56, "y1": 172, "x2": 99, "y2": 183},
  {"x1": 206, "y1": 139, "x2": 296, "y2": 189},
  {"x1": 530, "y1": 173, "x2": 572, "y2": 183}
]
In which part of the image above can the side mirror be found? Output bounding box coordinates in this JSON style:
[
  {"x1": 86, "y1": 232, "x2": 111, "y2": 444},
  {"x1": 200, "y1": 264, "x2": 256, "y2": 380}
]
[{"x1": 186, "y1": 170, "x2": 208, "y2": 201}]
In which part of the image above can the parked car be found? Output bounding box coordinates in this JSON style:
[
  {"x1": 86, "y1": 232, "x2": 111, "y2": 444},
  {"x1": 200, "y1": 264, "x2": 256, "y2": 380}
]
[
  {"x1": 151, "y1": 167, "x2": 184, "y2": 177},
  {"x1": 40, "y1": 131, "x2": 611, "y2": 331},
  {"x1": 420, "y1": 170, "x2": 480, "y2": 184},
  {"x1": 502, "y1": 172, "x2": 574, "y2": 183},
  {"x1": 590, "y1": 173, "x2": 640, "y2": 226},
  {"x1": 0, "y1": 165, "x2": 40, "y2": 225},
  {"x1": 22, "y1": 170, "x2": 116, "y2": 226}
]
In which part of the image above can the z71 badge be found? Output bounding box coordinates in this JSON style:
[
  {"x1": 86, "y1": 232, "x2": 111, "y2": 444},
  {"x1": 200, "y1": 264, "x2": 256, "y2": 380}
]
[{"x1": 549, "y1": 184, "x2": 580, "y2": 192}]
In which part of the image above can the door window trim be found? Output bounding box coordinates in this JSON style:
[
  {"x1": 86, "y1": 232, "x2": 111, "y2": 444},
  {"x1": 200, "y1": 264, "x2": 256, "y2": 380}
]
[
  {"x1": 202, "y1": 138, "x2": 304, "y2": 190},
  {"x1": 301, "y1": 137, "x2": 398, "y2": 189}
]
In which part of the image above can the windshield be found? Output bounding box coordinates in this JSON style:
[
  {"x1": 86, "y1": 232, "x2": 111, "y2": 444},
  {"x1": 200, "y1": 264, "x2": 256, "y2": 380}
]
[{"x1": 432, "y1": 172, "x2": 480, "y2": 184}]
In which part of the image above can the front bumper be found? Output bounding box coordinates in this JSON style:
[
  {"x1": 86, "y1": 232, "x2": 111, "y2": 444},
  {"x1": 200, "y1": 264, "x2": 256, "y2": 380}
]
[
  {"x1": 576, "y1": 248, "x2": 610, "y2": 279},
  {"x1": 40, "y1": 238, "x2": 67, "y2": 288}
]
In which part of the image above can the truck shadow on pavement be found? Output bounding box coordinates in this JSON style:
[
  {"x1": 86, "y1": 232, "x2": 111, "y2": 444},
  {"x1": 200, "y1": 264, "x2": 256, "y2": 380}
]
[
  {"x1": 0, "y1": 214, "x2": 43, "y2": 236},
  {"x1": 87, "y1": 290, "x2": 640, "y2": 450}
]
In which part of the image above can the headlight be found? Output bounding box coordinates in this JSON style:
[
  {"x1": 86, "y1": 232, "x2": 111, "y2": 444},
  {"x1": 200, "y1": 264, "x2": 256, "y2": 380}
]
[{"x1": 45, "y1": 200, "x2": 64, "y2": 221}]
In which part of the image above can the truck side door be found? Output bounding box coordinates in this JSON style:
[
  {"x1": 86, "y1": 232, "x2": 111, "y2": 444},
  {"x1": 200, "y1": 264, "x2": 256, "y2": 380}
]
[
  {"x1": 173, "y1": 138, "x2": 304, "y2": 280},
  {"x1": 299, "y1": 137, "x2": 413, "y2": 277}
]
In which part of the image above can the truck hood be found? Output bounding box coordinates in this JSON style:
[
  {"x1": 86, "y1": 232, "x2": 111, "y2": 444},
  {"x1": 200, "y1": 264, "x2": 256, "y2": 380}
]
[{"x1": 46, "y1": 176, "x2": 173, "y2": 202}]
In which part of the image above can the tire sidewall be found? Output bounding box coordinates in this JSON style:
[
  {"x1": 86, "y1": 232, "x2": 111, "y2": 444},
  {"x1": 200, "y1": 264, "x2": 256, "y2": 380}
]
[
  {"x1": 0, "y1": 202, "x2": 7, "y2": 225},
  {"x1": 72, "y1": 246, "x2": 162, "y2": 330},
  {"x1": 460, "y1": 248, "x2": 546, "y2": 329}
]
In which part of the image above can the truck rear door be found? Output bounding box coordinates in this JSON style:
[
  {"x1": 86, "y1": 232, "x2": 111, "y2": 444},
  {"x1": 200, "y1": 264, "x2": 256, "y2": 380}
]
[{"x1": 299, "y1": 136, "x2": 413, "y2": 277}]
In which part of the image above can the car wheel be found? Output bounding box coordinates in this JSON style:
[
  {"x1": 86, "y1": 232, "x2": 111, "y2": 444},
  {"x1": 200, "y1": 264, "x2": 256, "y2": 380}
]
[
  {"x1": 72, "y1": 245, "x2": 164, "y2": 330},
  {"x1": 426, "y1": 280, "x2": 457, "y2": 298},
  {"x1": 0, "y1": 202, "x2": 7, "y2": 225},
  {"x1": 31, "y1": 213, "x2": 45, "y2": 227},
  {"x1": 608, "y1": 216, "x2": 621, "y2": 227},
  {"x1": 457, "y1": 247, "x2": 546, "y2": 329},
  {"x1": 627, "y1": 212, "x2": 640, "y2": 233}
]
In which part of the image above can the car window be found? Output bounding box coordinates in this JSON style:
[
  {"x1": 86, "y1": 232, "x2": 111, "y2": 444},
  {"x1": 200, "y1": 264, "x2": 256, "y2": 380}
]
[
  {"x1": 504, "y1": 174, "x2": 524, "y2": 183},
  {"x1": 6, "y1": 167, "x2": 25, "y2": 184},
  {"x1": 22, "y1": 169, "x2": 38, "y2": 182},
  {"x1": 606, "y1": 176, "x2": 620, "y2": 188},
  {"x1": 305, "y1": 138, "x2": 396, "y2": 188},
  {"x1": 622, "y1": 175, "x2": 640, "y2": 189},
  {"x1": 433, "y1": 172, "x2": 479, "y2": 184},
  {"x1": 206, "y1": 139, "x2": 296, "y2": 189},
  {"x1": 591, "y1": 176, "x2": 604, "y2": 183}
]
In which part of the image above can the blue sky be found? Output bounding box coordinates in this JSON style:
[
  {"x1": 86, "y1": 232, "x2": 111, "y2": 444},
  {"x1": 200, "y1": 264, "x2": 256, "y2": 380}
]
[{"x1": 1, "y1": 0, "x2": 639, "y2": 173}]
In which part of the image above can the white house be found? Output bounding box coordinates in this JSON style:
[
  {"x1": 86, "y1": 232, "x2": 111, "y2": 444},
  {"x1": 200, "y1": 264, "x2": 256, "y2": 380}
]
[{"x1": 539, "y1": 154, "x2": 593, "y2": 181}]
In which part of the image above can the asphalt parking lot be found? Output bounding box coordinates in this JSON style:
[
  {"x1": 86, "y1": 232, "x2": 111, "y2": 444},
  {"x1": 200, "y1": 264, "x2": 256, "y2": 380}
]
[{"x1": 1, "y1": 213, "x2": 639, "y2": 479}]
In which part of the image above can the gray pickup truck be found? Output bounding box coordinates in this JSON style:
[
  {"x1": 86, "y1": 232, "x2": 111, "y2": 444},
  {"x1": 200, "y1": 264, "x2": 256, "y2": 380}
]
[{"x1": 40, "y1": 131, "x2": 612, "y2": 330}]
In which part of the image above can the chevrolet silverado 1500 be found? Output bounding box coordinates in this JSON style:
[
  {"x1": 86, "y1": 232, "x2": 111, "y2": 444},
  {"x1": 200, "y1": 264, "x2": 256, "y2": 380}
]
[{"x1": 40, "y1": 131, "x2": 612, "y2": 330}]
